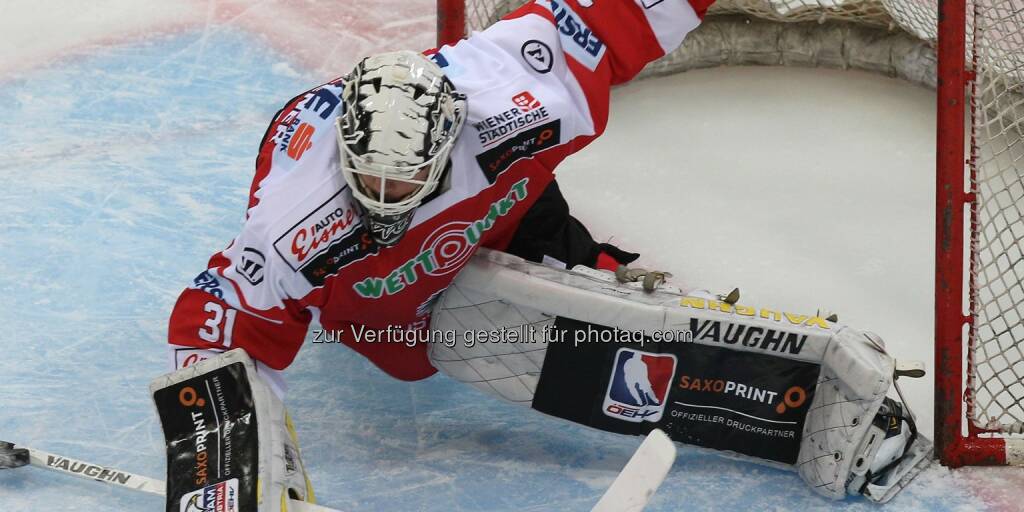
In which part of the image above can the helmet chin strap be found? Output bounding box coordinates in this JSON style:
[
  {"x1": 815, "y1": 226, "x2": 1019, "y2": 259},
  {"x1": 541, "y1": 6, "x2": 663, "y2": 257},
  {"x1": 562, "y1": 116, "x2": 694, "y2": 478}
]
[
  {"x1": 365, "y1": 209, "x2": 417, "y2": 247},
  {"x1": 360, "y1": 159, "x2": 452, "y2": 247}
]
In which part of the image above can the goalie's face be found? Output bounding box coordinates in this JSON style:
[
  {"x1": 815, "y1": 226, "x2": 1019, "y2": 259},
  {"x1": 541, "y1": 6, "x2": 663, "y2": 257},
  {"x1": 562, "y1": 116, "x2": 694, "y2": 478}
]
[
  {"x1": 337, "y1": 50, "x2": 466, "y2": 247},
  {"x1": 354, "y1": 168, "x2": 430, "y2": 204}
]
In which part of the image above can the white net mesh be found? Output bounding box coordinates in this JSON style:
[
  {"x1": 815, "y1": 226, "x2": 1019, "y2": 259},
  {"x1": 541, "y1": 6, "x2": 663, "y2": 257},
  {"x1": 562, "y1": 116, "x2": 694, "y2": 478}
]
[
  {"x1": 451, "y1": 0, "x2": 1024, "y2": 436},
  {"x1": 968, "y1": 0, "x2": 1024, "y2": 435}
]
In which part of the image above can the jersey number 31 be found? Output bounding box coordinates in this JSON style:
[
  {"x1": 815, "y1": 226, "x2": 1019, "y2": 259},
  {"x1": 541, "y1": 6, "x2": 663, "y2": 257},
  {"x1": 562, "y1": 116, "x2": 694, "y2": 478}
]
[{"x1": 198, "y1": 301, "x2": 237, "y2": 347}]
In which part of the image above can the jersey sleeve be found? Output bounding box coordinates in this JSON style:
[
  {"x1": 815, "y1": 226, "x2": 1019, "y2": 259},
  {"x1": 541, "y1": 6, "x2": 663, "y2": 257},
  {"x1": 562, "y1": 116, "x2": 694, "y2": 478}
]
[
  {"x1": 167, "y1": 243, "x2": 313, "y2": 371},
  {"x1": 165, "y1": 83, "x2": 345, "y2": 371},
  {"x1": 440, "y1": 0, "x2": 709, "y2": 165},
  {"x1": 512, "y1": 0, "x2": 710, "y2": 85}
]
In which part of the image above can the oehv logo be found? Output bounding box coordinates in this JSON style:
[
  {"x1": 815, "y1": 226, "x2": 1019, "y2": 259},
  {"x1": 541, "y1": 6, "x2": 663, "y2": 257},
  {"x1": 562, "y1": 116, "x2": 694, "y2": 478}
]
[{"x1": 603, "y1": 348, "x2": 676, "y2": 423}]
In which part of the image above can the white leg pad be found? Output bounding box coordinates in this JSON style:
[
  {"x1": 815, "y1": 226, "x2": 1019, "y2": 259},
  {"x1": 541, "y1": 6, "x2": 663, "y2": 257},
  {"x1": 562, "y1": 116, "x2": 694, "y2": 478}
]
[{"x1": 428, "y1": 283, "x2": 551, "y2": 405}]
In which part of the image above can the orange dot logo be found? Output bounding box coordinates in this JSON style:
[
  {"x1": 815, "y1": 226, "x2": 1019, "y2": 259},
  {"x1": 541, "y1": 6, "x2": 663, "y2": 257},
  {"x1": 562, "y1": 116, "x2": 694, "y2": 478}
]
[
  {"x1": 775, "y1": 386, "x2": 806, "y2": 414},
  {"x1": 179, "y1": 386, "x2": 206, "y2": 407},
  {"x1": 534, "y1": 128, "x2": 555, "y2": 148}
]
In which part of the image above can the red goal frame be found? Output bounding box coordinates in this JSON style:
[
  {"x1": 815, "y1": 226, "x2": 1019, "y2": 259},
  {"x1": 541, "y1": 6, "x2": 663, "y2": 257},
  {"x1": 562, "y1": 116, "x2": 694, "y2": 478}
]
[{"x1": 933, "y1": 0, "x2": 1022, "y2": 467}]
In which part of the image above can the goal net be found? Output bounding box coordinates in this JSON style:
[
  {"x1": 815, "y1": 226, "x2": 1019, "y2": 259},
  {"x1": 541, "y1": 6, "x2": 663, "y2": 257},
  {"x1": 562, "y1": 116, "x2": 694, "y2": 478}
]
[{"x1": 437, "y1": 0, "x2": 1024, "y2": 466}]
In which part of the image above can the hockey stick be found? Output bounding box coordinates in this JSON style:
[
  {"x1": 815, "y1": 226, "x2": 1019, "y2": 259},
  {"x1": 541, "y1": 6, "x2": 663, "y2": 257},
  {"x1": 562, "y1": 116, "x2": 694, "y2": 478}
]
[
  {"x1": 592, "y1": 429, "x2": 677, "y2": 512},
  {"x1": 0, "y1": 441, "x2": 340, "y2": 512},
  {"x1": 3, "y1": 430, "x2": 676, "y2": 512}
]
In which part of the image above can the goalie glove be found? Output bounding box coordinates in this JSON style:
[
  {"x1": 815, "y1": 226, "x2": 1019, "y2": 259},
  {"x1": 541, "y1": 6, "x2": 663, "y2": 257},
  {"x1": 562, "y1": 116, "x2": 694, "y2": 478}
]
[{"x1": 150, "y1": 348, "x2": 314, "y2": 512}]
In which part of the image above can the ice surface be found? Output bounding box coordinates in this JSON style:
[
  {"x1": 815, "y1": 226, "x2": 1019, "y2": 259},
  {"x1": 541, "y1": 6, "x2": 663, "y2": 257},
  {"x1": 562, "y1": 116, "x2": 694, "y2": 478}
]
[{"x1": 1, "y1": 1, "x2": 1022, "y2": 511}]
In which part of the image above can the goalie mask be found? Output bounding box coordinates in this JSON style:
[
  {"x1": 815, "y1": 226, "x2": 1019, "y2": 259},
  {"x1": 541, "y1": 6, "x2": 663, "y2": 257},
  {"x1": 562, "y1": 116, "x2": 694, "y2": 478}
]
[{"x1": 337, "y1": 50, "x2": 467, "y2": 246}]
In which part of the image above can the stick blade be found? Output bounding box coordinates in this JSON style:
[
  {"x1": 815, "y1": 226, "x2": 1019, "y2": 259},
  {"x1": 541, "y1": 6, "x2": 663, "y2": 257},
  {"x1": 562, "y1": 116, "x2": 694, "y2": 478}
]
[
  {"x1": 0, "y1": 442, "x2": 30, "y2": 469},
  {"x1": 592, "y1": 429, "x2": 677, "y2": 512}
]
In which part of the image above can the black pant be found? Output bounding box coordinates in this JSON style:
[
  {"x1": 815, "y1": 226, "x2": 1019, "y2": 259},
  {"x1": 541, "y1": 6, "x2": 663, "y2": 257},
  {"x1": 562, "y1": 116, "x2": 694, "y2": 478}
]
[{"x1": 504, "y1": 180, "x2": 639, "y2": 268}]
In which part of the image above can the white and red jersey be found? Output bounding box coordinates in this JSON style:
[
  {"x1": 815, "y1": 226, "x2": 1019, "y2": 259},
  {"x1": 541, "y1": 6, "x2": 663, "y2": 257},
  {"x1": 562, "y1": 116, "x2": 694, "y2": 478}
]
[{"x1": 168, "y1": 0, "x2": 711, "y2": 380}]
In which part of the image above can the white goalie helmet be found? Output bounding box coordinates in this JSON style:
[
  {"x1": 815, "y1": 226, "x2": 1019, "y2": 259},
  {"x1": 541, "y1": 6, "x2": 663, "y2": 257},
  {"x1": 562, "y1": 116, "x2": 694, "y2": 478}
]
[{"x1": 336, "y1": 50, "x2": 467, "y2": 246}]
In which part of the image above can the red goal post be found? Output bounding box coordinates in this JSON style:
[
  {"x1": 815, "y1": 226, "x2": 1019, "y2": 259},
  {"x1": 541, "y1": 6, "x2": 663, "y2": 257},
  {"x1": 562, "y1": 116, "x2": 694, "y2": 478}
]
[
  {"x1": 436, "y1": 0, "x2": 1024, "y2": 467},
  {"x1": 935, "y1": 0, "x2": 1024, "y2": 467}
]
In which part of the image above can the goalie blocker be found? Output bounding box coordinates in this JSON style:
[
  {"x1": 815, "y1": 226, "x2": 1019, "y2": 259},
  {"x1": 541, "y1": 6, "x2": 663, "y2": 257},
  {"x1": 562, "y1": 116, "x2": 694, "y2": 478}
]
[
  {"x1": 428, "y1": 249, "x2": 932, "y2": 503},
  {"x1": 150, "y1": 349, "x2": 314, "y2": 512}
]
